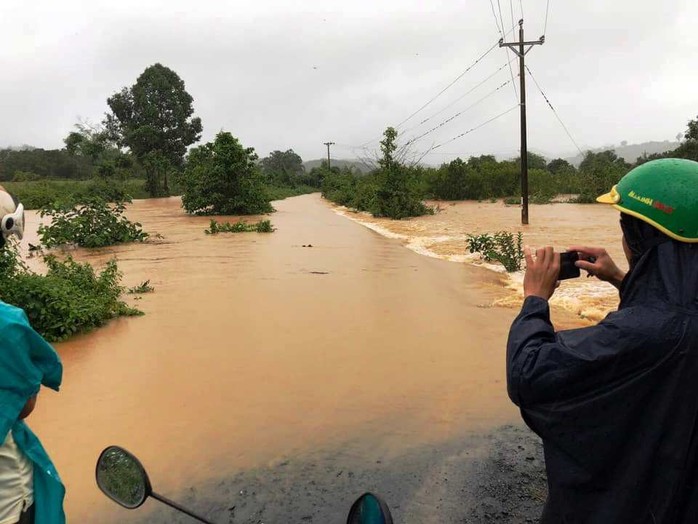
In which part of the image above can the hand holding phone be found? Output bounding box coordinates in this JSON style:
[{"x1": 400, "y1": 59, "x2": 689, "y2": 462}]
[{"x1": 558, "y1": 251, "x2": 580, "y2": 280}]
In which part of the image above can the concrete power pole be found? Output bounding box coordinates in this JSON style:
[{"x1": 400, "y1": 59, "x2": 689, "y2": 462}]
[
  {"x1": 323, "y1": 141, "x2": 335, "y2": 170},
  {"x1": 499, "y1": 20, "x2": 544, "y2": 225}
]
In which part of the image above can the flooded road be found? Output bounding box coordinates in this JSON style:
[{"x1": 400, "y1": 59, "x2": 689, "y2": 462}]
[
  {"x1": 336, "y1": 200, "x2": 626, "y2": 322},
  {"x1": 26, "y1": 194, "x2": 549, "y2": 522}
]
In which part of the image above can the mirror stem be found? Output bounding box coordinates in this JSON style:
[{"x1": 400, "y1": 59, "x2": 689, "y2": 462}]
[{"x1": 150, "y1": 492, "x2": 216, "y2": 524}]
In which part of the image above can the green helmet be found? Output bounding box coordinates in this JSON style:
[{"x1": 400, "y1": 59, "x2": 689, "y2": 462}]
[{"x1": 597, "y1": 158, "x2": 698, "y2": 243}]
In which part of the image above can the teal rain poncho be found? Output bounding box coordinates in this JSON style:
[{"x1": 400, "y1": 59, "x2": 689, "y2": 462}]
[{"x1": 0, "y1": 301, "x2": 64, "y2": 524}]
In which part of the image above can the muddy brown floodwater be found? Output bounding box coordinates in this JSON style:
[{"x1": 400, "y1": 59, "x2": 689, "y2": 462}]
[{"x1": 24, "y1": 194, "x2": 621, "y2": 522}]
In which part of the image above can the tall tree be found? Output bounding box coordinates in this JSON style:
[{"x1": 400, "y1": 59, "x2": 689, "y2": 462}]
[
  {"x1": 259, "y1": 149, "x2": 304, "y2": 186},
  {"x1": 372, "y1": 127, "x2": 427, "y2": 219},
  {"x1": 105, "y1": 63, "x2": 202, "y2": 196}
]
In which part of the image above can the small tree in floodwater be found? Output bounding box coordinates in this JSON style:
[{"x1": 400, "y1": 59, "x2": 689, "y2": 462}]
[
  {"x1": 372, "y1": 127, "x2": 428, "y2": 219},
  {"x1": 180, "y1": 132, "x2": 273, "y2": 215}
]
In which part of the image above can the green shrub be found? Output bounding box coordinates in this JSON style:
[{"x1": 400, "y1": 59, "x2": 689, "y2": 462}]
[
  {"x1": 3, "y1": 179, "x2": 149, "y2": 210},
  {"x1": 467, "y1": 231, "x2": 524, "y2": 272},
  {"x1": 265, "y1": 184, "x2": 317, "y2": 201},
  {"x1": 204, "y1": 219, "x2": 275, "y2": 234},
  {"x1": 504, "y1": 196, "x2": 520, "y2": 205},
  {"x1": 0, "y1": 245, "x2": 141, "y2": 341},
  {"x1": 38, "y1": 198, "x2": 148, "y2": 248},
  {"x1": 128, "y1": 280, "x2": 154, "y2": 294}
]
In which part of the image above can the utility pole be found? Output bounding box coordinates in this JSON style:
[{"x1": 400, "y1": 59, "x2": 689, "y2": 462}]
[
  {"x1": 323, "y1": 141, "x2": 335, "y2": 170},
  {"x1": 499, "y1": 20, "x2": 544, "y2": 225}
]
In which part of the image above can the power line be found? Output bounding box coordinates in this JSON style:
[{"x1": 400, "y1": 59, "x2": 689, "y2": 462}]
[
  {"x1": 405, "y1": 57, "x2": 516, "y2": 133},
  {"x1": 544, "y1": 0, "x2": 551, "y2": 37},
  {"x1": 428, "y1": 105, "x2": 519, "y2": 151},
  {"x1": 488, "y1": 0, "x2": 504, "y2": 36},
  {"x1": 509, "y1": 0, "x2": 516, "y2": 37},
  {"x1": 525, "y1": 64, "x2": 583, "y2": 155},
  {"x1": 394, "y1": 39, "x2": 502, "y2": 129},
  {"x1": 496, "y1": 0, "x2": 507, "y2": 39},
  {"x1": 405, "y1": 78, "x2": 515, "y2": 146}
]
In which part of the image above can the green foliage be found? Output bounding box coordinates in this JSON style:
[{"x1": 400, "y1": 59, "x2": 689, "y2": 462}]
[
  {"x1": 181, "y1": 132, "x2": 273, "y2": 215},
  {"x1": 0, "y1": 245, "x2": 141, "y2": 342},
  {"x1": 3, "y1": 179, "x2": 148, "y2": 210},
  {"x1": 575, "y1": 150, "x2": 630, "y2": 203},
  {"x1": 105, "y1": 63, "x2": 203, "y2": 197},
  {"x1": 371, "y1": 127, "x2": 429, "y2": 219},
  {"x1": 260, "y1": 150, "x2": 305, "y2": 186},
  {"x1": 264, "y1": 184, "x2": 318, "y2": 201},
  {"x1": 0, "y1": 147, "x2": 93, "y2": 181},
  {"x1": 466, "y1": 231, "x2": 524, "y2": 272},
  {"x1": 204, "y1": 219, "x2": 275, "y2": 234},
  {"x1": 38, "y1": 198, "x2": 148, "y2": 248},
  {"x1": 128, "y1": 280, "x2": 154, "y2": 294}
]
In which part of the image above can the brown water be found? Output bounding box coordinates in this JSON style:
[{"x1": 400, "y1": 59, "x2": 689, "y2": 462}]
[
  {"x1": 335, "y1": 200, "x2": 627, "y2": 322},
  {"x1": 25, "y1": 194, "x2": 563, "y2": 522}
]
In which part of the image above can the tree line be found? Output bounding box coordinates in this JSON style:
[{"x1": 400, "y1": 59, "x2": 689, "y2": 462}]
[{"x1": 321, "y1": 115, "x2": 698, "y2": 219}]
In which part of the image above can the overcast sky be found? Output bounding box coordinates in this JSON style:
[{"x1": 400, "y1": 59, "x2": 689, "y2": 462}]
[{"x1": 1, "y1": 0, "x2": 696, "y2": 163}]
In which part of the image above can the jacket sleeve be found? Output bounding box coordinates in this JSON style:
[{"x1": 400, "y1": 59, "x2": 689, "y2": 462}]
[{"x1": 506, "y1": 296, "x2": 666, "y2": 409}]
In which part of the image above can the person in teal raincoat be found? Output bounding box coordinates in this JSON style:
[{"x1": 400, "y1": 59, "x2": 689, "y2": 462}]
[{"x1": 0, "y1": 187, "x2": 65, "y2": 524}]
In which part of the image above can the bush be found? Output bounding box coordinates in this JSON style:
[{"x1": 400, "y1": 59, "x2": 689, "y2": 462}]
[
  {"x1": 467, "y1": 231, "x2": 524, "y2": 272},
  {"x1": 38, "y1": 198, "x2": 148, "y2": 248},
  {"x1": 264, "y1": 184, "x2": 317, "y2": 201},
  {"x1": 204, "y1": 219, "x2": 275, "y2": 234},
  {"x1": 180, "y1": 132, "x2": 273, "y2": 215},
  {"x1": 0, "y1": 244, "x2": 142, "y2": 341},
  {"x1": 3, "y1": 179, "x2": 149, "y2": 210}
]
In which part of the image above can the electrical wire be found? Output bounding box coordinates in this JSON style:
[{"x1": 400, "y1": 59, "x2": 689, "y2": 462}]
[
  {"x1": 525, "y1": 64, "x2": 583, "y2": 155},
  {"x1": 394, "y1": 39, "x2": 502, "y2": 130},
  {"x1": 543, "y1": 0, "x2": 551, "y2": 37},
  {"x1": 405, "y1": 57, "x2": 516, "y2": 133},
  {"x1": 430, "y1": 105, "x2": 519, "y2": 150},
  {"x1": 509, "y1": 0, "x2": 515, "y2": 35},
  {"x1": 496, "y1": 0, "x2": 507, "y2": 39},
  {"x1": 488, "y1": 0, "x2": 504, "y2": 36},
  {"x1": 405, "y1": 78, "x2": 515, "y2": 146}
]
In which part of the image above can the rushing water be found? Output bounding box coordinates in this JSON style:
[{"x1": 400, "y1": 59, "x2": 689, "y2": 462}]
[
  {"x1": 26, "y1": 194, "x2": 584, "y2": 522},
  {"x1": 336, "y1": 199, "x2": 627, "y2": 323}
]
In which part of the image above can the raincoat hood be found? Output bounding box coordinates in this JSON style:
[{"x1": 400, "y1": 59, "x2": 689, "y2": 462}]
[{"x1": 0, "y1": 302, "x2": 62, "y2": 442}]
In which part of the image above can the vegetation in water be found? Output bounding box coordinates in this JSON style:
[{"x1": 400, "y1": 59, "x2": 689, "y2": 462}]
[
  {"x1": 467, "y1": 231, "x2": 524, "y2": 272},
  {"x1": 204, "y1": 219, "x2": 275, "y2": 234},
  {"x1": 0, "y1": 243, "x2": 142, "y2": 342},
  {"x1": 38, "y1": 198, "x2": 148, "y2": 248},
  {"x1": 180, "y1": 132, "x2": 274, "y2": 216},
  {"x1": 127, "y1": 280, "x2": 155, "y2": 294}
]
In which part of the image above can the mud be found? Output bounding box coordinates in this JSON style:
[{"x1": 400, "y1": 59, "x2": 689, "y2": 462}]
[{"x1": 124, "y1": 424, "x2": 546, "y2": 524}]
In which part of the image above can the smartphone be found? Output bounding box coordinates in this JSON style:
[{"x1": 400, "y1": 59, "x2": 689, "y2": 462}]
[{"x1": 558, "y1": 251, "x2": 580, "y2": 280}]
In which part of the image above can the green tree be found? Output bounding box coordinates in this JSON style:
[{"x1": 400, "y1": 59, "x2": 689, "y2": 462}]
[
  {"x1": 179, "y1": 131, "x2": 272, "y2": 215},
  {"x1": 260, "y1": 149, "x2": 305, "y2": 186},
  {"x1": 105, "y1": 63, "x2": 202, "y2": 197},
  {"x1": 547, "y1": 158, "x2": 575, "y2": 175},
  {"x1": 64, "y1": 122, "x2": 135, "y2": 181},
  {"x1": 516, "y1": 152, "x2": 547, "y2": 171},
  {"x1": 372, "y1": 127, "x2": 428, "y2": 219},
  {"x1": 576, "y1": 150, "x2": 630, "y2": 202}
]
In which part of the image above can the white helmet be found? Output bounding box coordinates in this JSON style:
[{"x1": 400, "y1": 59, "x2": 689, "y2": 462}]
[{"x1": 0, "y1": 187, "x2": 24, "y2": 248}]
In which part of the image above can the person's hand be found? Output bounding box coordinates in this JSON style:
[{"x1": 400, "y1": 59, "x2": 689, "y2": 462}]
[
  {"x1": 569, "y1": 245, "x2": 626, "y2": 289},
  {"x1": 19, "y1": 395, "x2": 37, "y2": 420},
  {"x1": 523, "y1": 246, "x2": 560, "y2": 300}
]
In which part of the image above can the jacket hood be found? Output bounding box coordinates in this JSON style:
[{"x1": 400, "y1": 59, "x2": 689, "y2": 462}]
[{"x1": 620, "y1": 240, "x2": 698, "y2": 310}]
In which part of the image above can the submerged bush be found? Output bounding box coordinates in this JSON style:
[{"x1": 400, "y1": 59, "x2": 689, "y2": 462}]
[
  {"x1": 467, "y1": 231, "x2": 524, "y2": 272},
  {"x1": 0, "y1": 243, "x2": 142, "y2": 341},
  {"x1": 204, "y1": 219, "x2": 275, "y2": 234},
  {"x1": 38, "y1": 198, "x2": 148, "y2": 248}
]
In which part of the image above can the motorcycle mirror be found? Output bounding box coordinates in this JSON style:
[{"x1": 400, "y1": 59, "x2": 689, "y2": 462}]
[
  {"x1": 96, "y1": 446, "x2": 152, "y2": 509},
  {"x1": 346, "y1": 493, "x2": 394, "y2": 524}
]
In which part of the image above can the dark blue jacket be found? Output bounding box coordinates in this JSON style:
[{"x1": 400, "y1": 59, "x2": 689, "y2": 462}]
[{"x1": 507, "y1": 242, "x2": 698, "y2": 523}]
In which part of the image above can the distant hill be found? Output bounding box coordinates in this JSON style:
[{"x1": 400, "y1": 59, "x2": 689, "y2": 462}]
[
  {"x1": 565, "y1": 140, "x2": 680, "y2": 167},
  {"x1": 304, "y1": 158, "x2": 374, "y2": 174}
]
